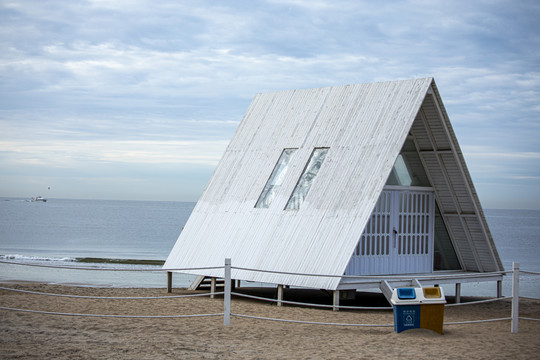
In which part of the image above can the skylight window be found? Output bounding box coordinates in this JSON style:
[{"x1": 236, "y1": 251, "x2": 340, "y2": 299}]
[
  {"x1": 285, "y1": 148, "x2": 329, "y2": 210},
  {"x1": 255, "y1": 149, "x2": 297, "y2": 208}
]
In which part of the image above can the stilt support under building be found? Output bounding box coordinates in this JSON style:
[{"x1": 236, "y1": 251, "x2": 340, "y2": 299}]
[
  {"x1": 167, "y1": 271, "x2": 172, "y2": 293},
  {"x1": 333, "y1": 290, "x2": 340, "y2": 311},
  {"x1": 210, "y1": 277, "x2": 217, "y2": 299}
]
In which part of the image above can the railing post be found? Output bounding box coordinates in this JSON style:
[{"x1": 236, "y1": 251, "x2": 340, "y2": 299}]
[
  {"x1": 224, "y1": 258, "x2": 231, "y2": 326},
  {"x1": 511, "y1": 262, "x2": 519, "y2": 333}
]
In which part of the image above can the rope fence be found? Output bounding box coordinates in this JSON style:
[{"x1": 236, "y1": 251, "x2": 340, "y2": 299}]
[
  {"x1": 520, "y1": 270, "x2": 540, "y2": 276},
  {"x1": 0, "y1": 285, "x2": 223, "y2": 300},
  {"x1": 231, "y1": 265, "x2": 509, "y2": 280},
  {"x1": 1, "y1": 259, "x2": 539, "y2": 333},
  {"x1": 444, "y1": 317, "x2": 512, "y2": 325},
  {"x1": 519, "y1": 317, "x2": 540, "y2": 322},
  {"x1": 445, "y1": 296, "x2": 512, "y2": 307},
  {"x1": 232, "y1": 289, "x2": 513, "y2": 309},
  {"x1": 0, "y1": 306, "x2": 223, "y2": 319},
  {"x1": 231, "y1": 291, "x2": 394, "y2": 310},
  {"x1": 0, "y1": 258, "x2": 510, "y2": 278},
  {"x1": 231, "y1": 313, "x2": 394, "y2": 327}
]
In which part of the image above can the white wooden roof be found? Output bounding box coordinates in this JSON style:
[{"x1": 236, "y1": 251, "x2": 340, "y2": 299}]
[{"x1": 164, "y1": 78, "x2": 502, "y2": 290}]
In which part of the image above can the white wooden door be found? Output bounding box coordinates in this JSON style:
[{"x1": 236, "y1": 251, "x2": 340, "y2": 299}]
[{"x1": 345, "y1": 188, "x2": 434, "y2": 275}]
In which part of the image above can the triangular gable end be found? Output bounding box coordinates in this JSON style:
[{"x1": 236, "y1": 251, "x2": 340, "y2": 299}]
[
  {"x1": 164, "y1": 78, "x2": 502, "y2": 291},
  {"x1": 342, "y1": 81, "x2": 503, "y2": 280},
  {"x1": 409, "y1": 82, "x2": 502, "y2": 272}
]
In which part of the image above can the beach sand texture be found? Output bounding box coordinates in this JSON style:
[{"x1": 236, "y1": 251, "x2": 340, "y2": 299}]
[{"x1": 1, "y1": 284, "x2": 539, "y2": 359}]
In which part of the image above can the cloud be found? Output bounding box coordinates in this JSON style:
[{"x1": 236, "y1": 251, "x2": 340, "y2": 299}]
[
  {"x1": 462, "y1": 147, "x2": 540, "y2": 160},
  {"x1": 0, "y1": 0, "x2": 539, "y2": 205},
  {"x1": 0, "y1": 138, "x2": 228, "y2": 167},
  {"x1": 510, "y1": 176, "x2": 540, "y2": 181}
]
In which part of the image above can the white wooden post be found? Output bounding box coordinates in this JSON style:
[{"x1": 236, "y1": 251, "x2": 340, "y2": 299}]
[
  {"x1": 511, "y1": 262, "x2": 519, "y2": 333},
  {"x1": 277, "y1": 284, "x2": 284, "y2": 307},
  {"x1": 455, "y1": 283, "x2": 461, "y2": 304},
  {"x1": 333, "y1": 290, "x2": 340, "y2": 311},
  {"x1": 224, "y1": 258, "x2": 231, "y2": 326},
  {"x1": 210, "y1": 277, "x2": 217, "y2": 299}
]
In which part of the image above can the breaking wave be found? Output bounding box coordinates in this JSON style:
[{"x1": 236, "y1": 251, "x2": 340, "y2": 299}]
[{"x1": 0, "y1": 254, "x2": 164, "y2": 267}]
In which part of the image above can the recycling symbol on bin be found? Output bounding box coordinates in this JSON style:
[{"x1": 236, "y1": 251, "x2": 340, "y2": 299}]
[{"x1": 403, "y1": 313, "x2": 415, "y2": 326}]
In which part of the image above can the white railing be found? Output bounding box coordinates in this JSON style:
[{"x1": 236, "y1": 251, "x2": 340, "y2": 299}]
[{"x1": 0, "y1": 259, "x2": 538, "y2": 333}]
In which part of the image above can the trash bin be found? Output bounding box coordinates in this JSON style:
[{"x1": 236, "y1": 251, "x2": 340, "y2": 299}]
[
  {"x1": 391, "y1": 286, "x2": 446, "y2": 334},
  {"x1": 391, "y1": 288, "x2": 422, "y2": 333},
  {"x1": 419, "y1": 287, "x2": 446, "y2": 334}
]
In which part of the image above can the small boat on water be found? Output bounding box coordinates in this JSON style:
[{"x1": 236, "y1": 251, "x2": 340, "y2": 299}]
[{"x1": 31, "y1": 196, "x2": 47, "y2": 202}]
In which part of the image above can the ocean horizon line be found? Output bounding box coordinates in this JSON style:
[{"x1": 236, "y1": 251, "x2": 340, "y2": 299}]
[
  {"x1": 2, "y1": 196, "x2": 540, "y2": 211},
  {"x1": 1, "y1": 196, "x2": 198, "y2": 205}
]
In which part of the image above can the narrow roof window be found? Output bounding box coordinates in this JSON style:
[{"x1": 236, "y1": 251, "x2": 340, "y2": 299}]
[
  {"x1": 285, "y1": 148, "x2": 329, "y2": 210},
  {"x1": 255, "y1": 149, "x2": 297, "y2": 208}
]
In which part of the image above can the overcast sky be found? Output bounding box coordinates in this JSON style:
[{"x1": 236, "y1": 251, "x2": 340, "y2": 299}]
[{"x1": 1, "y1": 0, "x2": 539, "y2": 209}]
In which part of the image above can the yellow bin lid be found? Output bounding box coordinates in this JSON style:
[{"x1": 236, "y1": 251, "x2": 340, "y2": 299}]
[{"x1": 423, "y1": 287, "x2": 442, "y2": 298}]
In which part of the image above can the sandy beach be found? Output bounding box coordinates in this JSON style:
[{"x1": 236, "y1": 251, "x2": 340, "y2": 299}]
[{"x1": 1, "y1": 283, "x2": 539, "y2": 359}]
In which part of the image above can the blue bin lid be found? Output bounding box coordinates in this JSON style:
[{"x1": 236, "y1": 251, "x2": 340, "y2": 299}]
[{"x1": 397, "y1": 288, "x2": 416, "y2": 299}]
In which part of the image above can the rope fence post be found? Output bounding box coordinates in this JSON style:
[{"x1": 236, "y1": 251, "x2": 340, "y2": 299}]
[
  {"x1": 224, "y1": 258, "x2": 231, "y2": 326},
  {"x1": 511, "y1": 262, "x2": 519, "y2": 333}
]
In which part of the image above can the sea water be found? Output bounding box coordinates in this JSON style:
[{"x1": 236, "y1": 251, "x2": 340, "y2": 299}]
[
  {"x1": 0, "y1": 198, "x2": 196, "y2": 288},
  {"x1": 0, "y1": 198, "x2": 539, "y2": 297}
]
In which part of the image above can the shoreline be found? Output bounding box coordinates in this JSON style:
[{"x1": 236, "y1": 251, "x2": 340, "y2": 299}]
[{"x1": 1, "y1": 283, "x2": 540, "y2": 359}]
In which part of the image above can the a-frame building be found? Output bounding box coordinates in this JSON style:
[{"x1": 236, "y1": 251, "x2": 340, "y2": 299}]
[{"x1": 164, "y1": 78, "x2": 503, "y2": 292}]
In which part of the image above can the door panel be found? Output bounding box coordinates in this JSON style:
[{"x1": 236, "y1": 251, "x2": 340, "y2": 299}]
[{"x1": 346, "y1": 189, "x2": 434, "y2": 275}]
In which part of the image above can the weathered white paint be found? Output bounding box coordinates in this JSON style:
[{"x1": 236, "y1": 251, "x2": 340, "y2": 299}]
[{"x1": 164, "y1": 78, "x2": 502, "y2": 290}]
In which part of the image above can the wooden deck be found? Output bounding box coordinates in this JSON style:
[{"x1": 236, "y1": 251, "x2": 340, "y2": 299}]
[
  {"x1": 337, "y1": 270, "x2": 504, "y2": 305},
  {"x1": 337, "y1": 270, "x2": 503, "y2": 290}
]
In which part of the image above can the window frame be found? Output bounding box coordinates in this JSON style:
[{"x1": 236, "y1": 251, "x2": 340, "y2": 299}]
[
  {"x1": 284, "y1": 147, "x2": 329, "y2": 210},
  {"x1": 254, "y1": 148, "x2": 297, "y2": 209}
]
